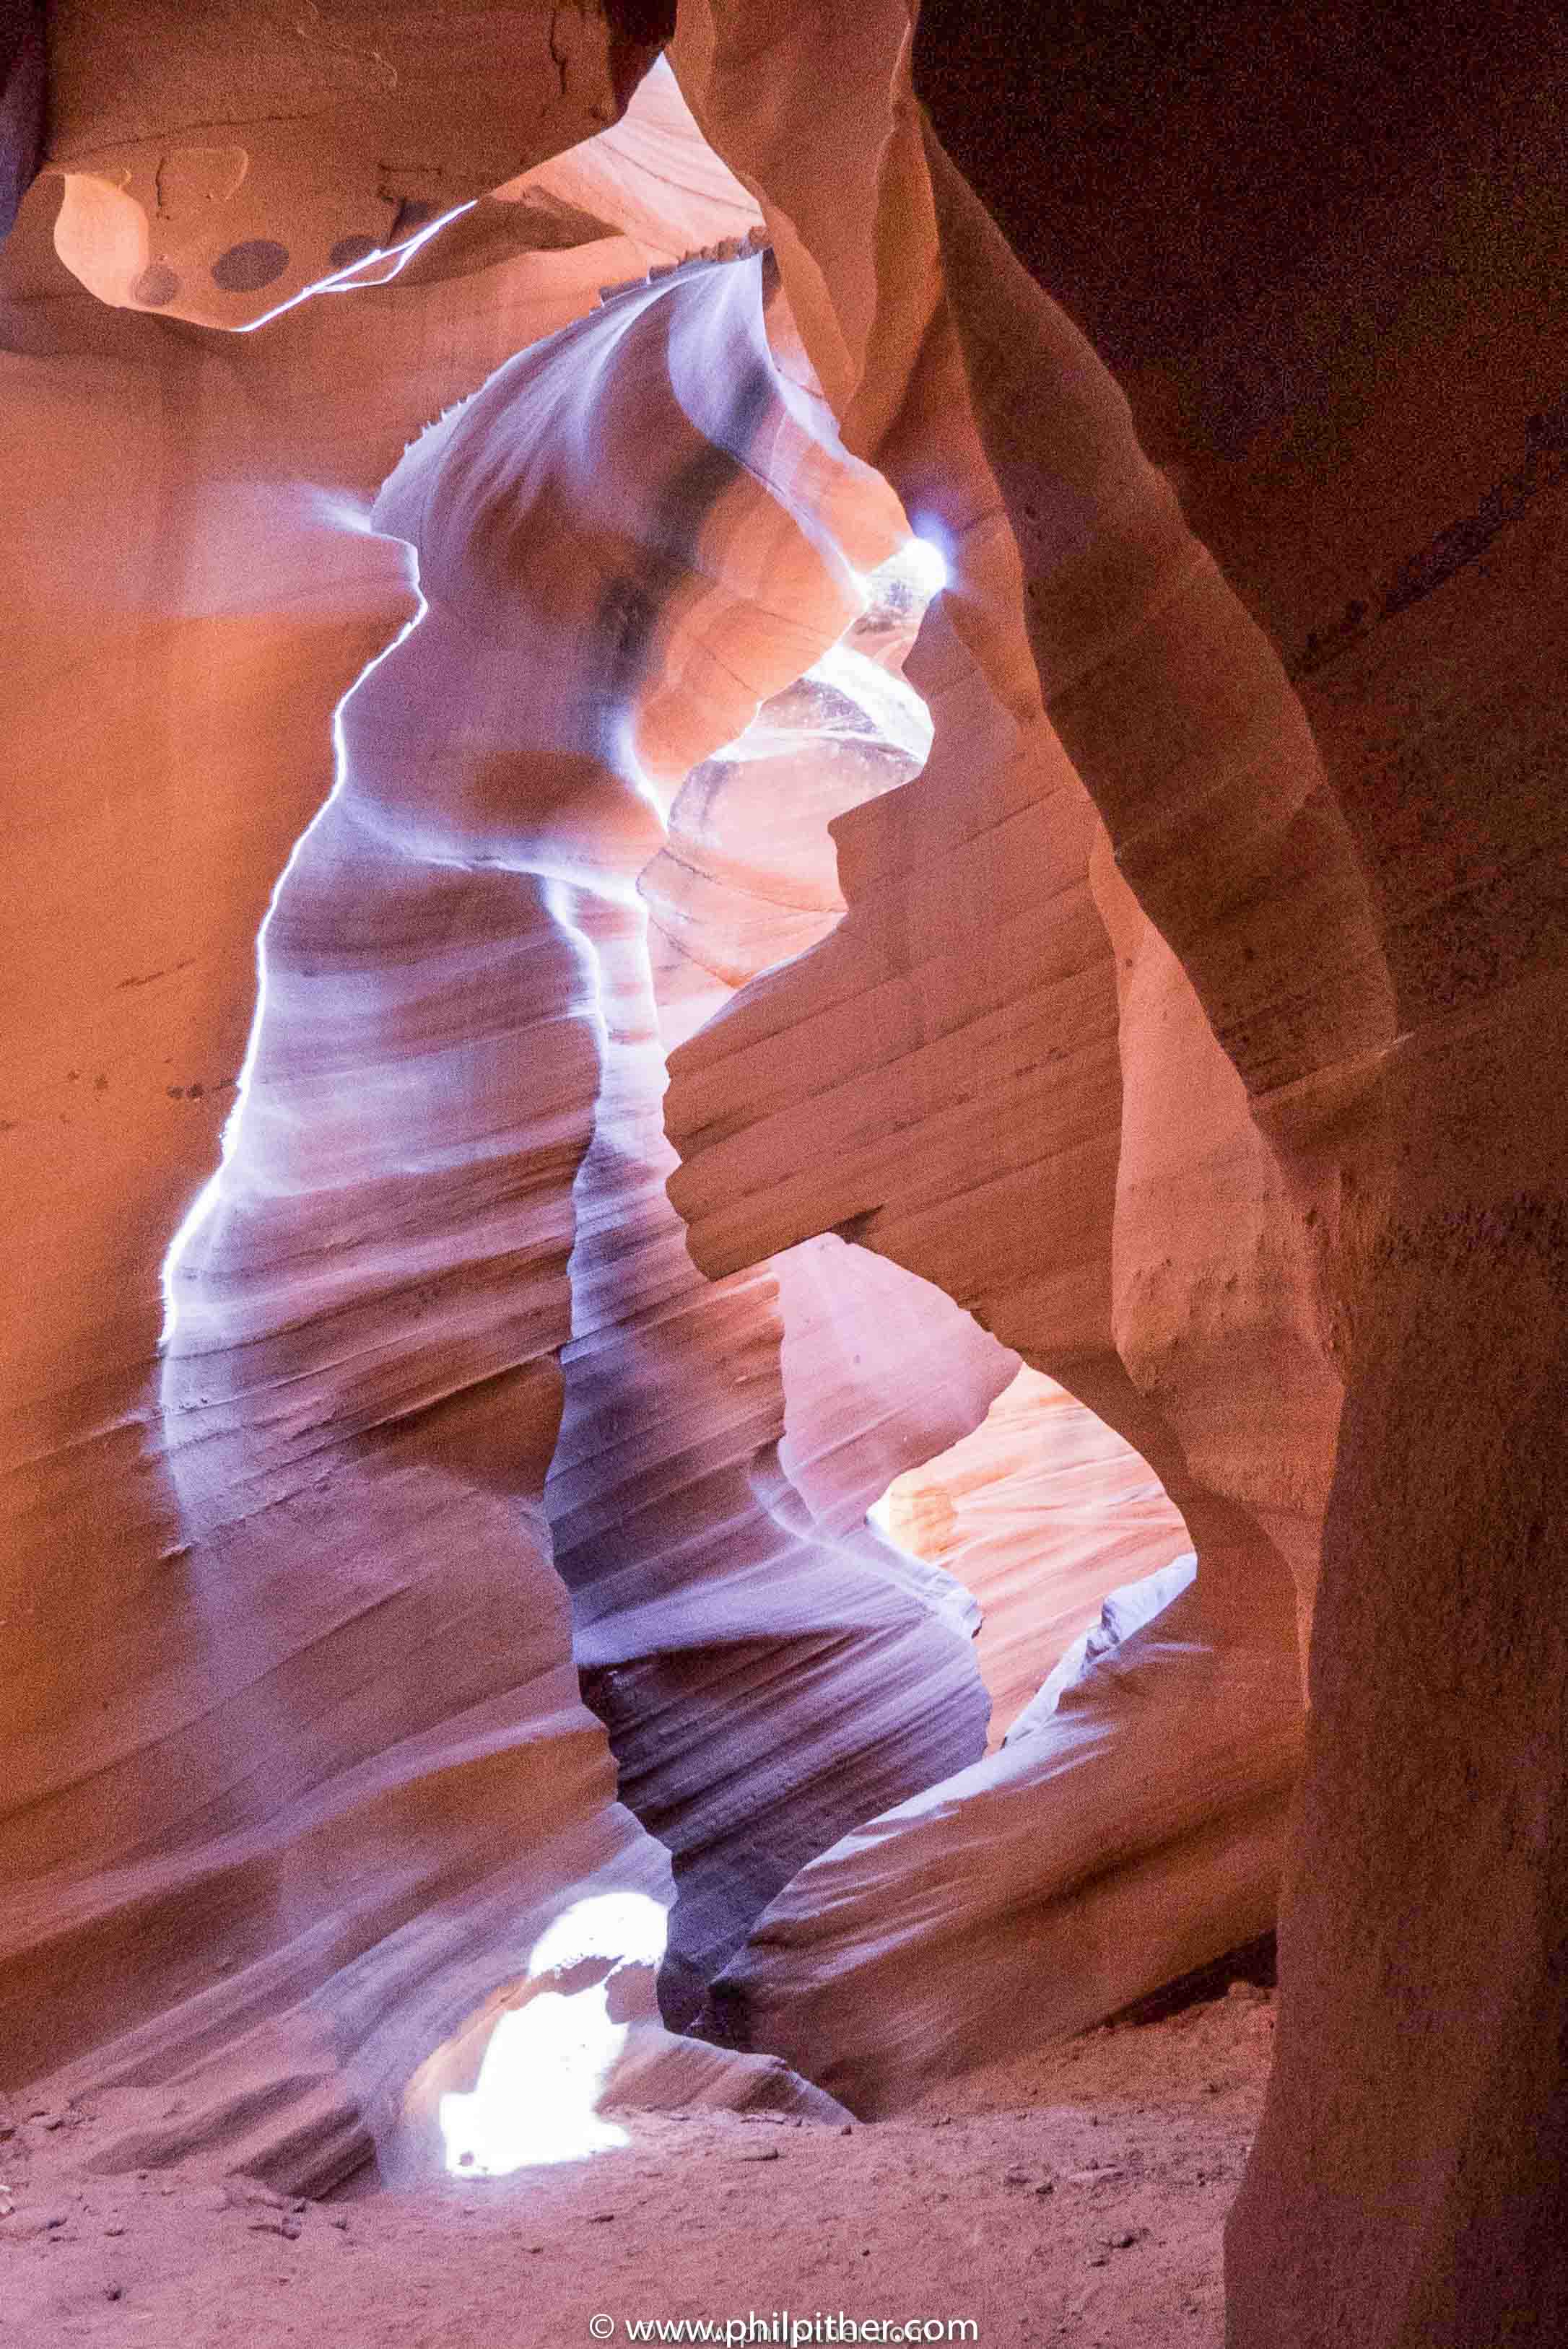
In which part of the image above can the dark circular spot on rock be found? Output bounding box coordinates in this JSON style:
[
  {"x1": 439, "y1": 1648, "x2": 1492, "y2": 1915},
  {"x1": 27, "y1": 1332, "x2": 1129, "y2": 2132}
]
[
  {"x1": 211, "y1": 239, "x2": 289, "y2": 293},
  {"x1": 328, "y1": 233, "x2": 380, "y2": 272},
  {"x1": 389, "y1": 198, "x2": 437, "y2": 240},
  {"x1": 131, "y1": 263, "x2": 180, "y2": 308}
]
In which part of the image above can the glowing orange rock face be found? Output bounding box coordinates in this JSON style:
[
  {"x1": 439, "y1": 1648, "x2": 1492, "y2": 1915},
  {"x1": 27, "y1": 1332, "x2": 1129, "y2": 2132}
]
[
  {"x1": 661, "y1": 0, "x2": 1312, "y2": 2112},
  {"x1": 43, "y1": 1, "x2": 671, "y2": 327},
  {"x1": 881, "y1": 1367, "x2": 1193, "y2": 1751},
  {"x1": 6, "y1": 2, "x2": 1300, "y2": 2177},
  {"x1": 6, "y1": 7, "x2": 1567, "y2": 2337},
  {"x1": 0, "y1": 86, "x2": 1006, "y2": 2184}
]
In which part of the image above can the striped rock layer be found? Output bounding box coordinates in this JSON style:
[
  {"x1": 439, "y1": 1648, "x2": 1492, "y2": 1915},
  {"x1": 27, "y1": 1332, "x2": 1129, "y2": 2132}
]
[
  {"x1": 7, "y1": 12, "x2": 1566, "y2": 2343},
  {"x1": 1, "y1": 87, "x2": 1007, "y2": 2189}
]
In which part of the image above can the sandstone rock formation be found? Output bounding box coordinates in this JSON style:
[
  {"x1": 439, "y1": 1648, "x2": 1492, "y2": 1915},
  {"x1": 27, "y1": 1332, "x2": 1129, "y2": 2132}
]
[
  {"x1": 4, "y1": 6, "x2": 1566, "y2": 2345},
  {"x1": 41, "y1": 1, "x2": 673, "y2": 326},
  {"x1": 905, "y1": 10, "x2": 1568, "y2": 2343},
  {"x1": 1, "y1": 58, "x2": 1006, "y2": 2194},
  {"x1": 663, "y1": 0, "x2": 1315, "y2": 2121},
  {"x1": 0, "y1": 2, "x2": 43, "y2": 243},
  {"x1": 879, "y1": 1365, "x2": 1193, "y2": 1749}
]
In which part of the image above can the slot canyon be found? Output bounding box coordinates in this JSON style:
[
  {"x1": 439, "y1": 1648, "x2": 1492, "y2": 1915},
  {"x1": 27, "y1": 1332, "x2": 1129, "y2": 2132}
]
[{"x1": 1, "y1": 6, "x2": 1564, "y2": 2345}]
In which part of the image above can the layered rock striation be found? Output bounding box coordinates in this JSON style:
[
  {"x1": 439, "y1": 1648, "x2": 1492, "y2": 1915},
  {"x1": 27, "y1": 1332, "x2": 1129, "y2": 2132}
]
[
  {"x1": 663, "y1": 0, "x2": 1315, "y2": 2114},
  {"x1": 907, "y1": 9, "x2": 1568, "y2": 2340},
  {"x1": 1, "y1": 82, "x2": 1007, "y2": 2188},
  {"x1": 5, "y1": 9, "x2": 1565, "y2": 2343},
  {"x1": 880, "y1": 1366, "x2": 1194, "y2": 1751}
]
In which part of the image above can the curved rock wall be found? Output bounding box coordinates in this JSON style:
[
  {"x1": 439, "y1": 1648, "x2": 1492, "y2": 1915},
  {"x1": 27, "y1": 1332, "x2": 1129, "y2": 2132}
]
[
  {"x1": 549, "y1": 882, "x2": 997, "y2": 2027},
  {"x1": 881, "y1": 1366, "x2": 1193, "y2": 1749},
  {"x1": 2, "y1": 95, "x2": 1016, "y2": 2186},
  {"x1": 908, "y1": 9, "x2": 1568, "y2": 2341},
  {"x1": 365, "y1": 244, "x2": 1006, "y2": 2031},
  {"x1": 6, "y1": 7, "x2": 1565, "y2": 2338},
  {"x1": 41, "y1": 0, "x2": 672, "y2": 325},
  {"x1": 664, "y1": 0, "x2": 1311, "y2": 2107},
  {"x1": 643, "y1": 541, "x2": 1018, "y2": 1554},
  {"x1": 669, "y1": 1, "x2": 1568, "y2": 2335},
  {"x1": 4, "y1": 63, "x2": 991, "y2": 2187},
  {"x1": 0, "y1": 1, "x2": 42, "y2": 243},
  {"x1": 7, "y1": 0, "x2": 1309, "y2": 2168}
]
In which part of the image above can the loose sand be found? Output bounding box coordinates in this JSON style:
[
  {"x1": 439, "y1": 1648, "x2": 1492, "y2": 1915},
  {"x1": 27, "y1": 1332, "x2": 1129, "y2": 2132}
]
[{"x1": 1, "y1": 1976, "x2": 1275, "y2": 2348}]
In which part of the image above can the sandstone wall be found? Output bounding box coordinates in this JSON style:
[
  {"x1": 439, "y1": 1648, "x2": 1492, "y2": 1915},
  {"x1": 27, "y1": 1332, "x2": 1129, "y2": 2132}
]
[
  {"x1": 881, "y1": 1366, "x2": 1193, "y2": 1750},
  {"x1": 0, "y1": 60, "x2": 1006, "y2": 2187},
  {"x1": 5, "y1": 8, "x2": 1564, "y2": 2338},
  {"x1": 665, "y1": 0, "x2": 1312, "y2": 2109},
  {"x1": 903, "y1": 9, "x2": 1568, "y2": 2339}
]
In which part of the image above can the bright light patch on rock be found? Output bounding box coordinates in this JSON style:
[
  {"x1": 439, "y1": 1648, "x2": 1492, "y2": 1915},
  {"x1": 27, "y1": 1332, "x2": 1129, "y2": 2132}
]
[
  {"x1": 439, "y1": 1895, "x2": 668, "y2": 2178},
  {"x1": 900, "y1": 534, "x2": 948, "y2": 597}
]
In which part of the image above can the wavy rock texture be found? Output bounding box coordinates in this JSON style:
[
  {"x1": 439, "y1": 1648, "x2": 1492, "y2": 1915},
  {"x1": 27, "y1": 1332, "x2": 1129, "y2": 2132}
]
[
  {"x1": 668, "y1": 2, "x2": 1568, "y2": 2337},
  {"x1": 41, "y1": 0, "x2": 673, "y2": 326},
  {"x1": 907, "y1": 9, "x2": 1568, "y2": 2342},
  {"x1": 642, "y1": 537, "x2": 1016, "y2": 1566},
  {"x1": 9, "y1": 0, "x2": 1308, "y2": 2178},
  {"x1": 0, "y1": 1, "x2": 42, "y2": 243},
  {"x1": 1003, "y1": 1554, "x2": 1198, "y2": 1750},
  {"x1": 7, "y1": 6, "x2": 1566, "y2": 2340},
  {"x1": 5, "y1": 65, "x2": 988, "y2": 2189},
  {"x1": 704, "y1": 1572, "x2": 1299, "y2": 2120},
  {"x1": 278, "y1": 240, "x2": 1008, "y2": 2083},
  {"x1": 544, "y1": 883, "x2": 999, "y2": 2031},
  {"x1": 881, "y1": 1367, "x2": 1193, "y2": 1749},
  {"x1": 572, "y1": 544, "x2": 1015, "y2": 2022},
  {"x1": 666, "y1": 0, "x2": 1313, "y2": 2104},
  {"x1": 1, "y1": 116, "x2": 585, "y2": 2187}
]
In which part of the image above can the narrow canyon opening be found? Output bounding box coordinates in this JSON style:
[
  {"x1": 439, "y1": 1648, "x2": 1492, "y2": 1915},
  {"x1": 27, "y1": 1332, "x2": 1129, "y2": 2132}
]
[{"x1": 870, "y1": 1367, "x2": 1194, "y2": 1755}]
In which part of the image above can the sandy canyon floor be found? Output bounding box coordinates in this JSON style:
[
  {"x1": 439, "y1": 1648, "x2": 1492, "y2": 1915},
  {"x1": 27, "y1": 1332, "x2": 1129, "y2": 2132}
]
[{"x1": 1, "y1": 1977, "x2": 1275, "y2": 2349}]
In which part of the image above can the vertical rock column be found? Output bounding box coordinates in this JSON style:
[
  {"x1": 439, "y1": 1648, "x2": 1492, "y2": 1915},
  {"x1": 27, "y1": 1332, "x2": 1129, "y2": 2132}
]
[
  {"x1": 906, "y1": 6, "x2": 1568, "y2": 2337},
  {"x1": 661, "y1": 0, "x2": 1312, "y2": 2109},
  {"x1": 562, "y1": 548, "x2": 1014, "y2": 2022},
  {"x1": 161, "y1": 245, "x2": 998, "y2": 2091}
]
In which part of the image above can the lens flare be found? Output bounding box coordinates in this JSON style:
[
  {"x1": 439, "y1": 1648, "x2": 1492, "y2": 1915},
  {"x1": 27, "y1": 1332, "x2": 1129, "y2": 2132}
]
[{"x1": 901, "y1": 533, "x2": 949, "y2": 596}]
